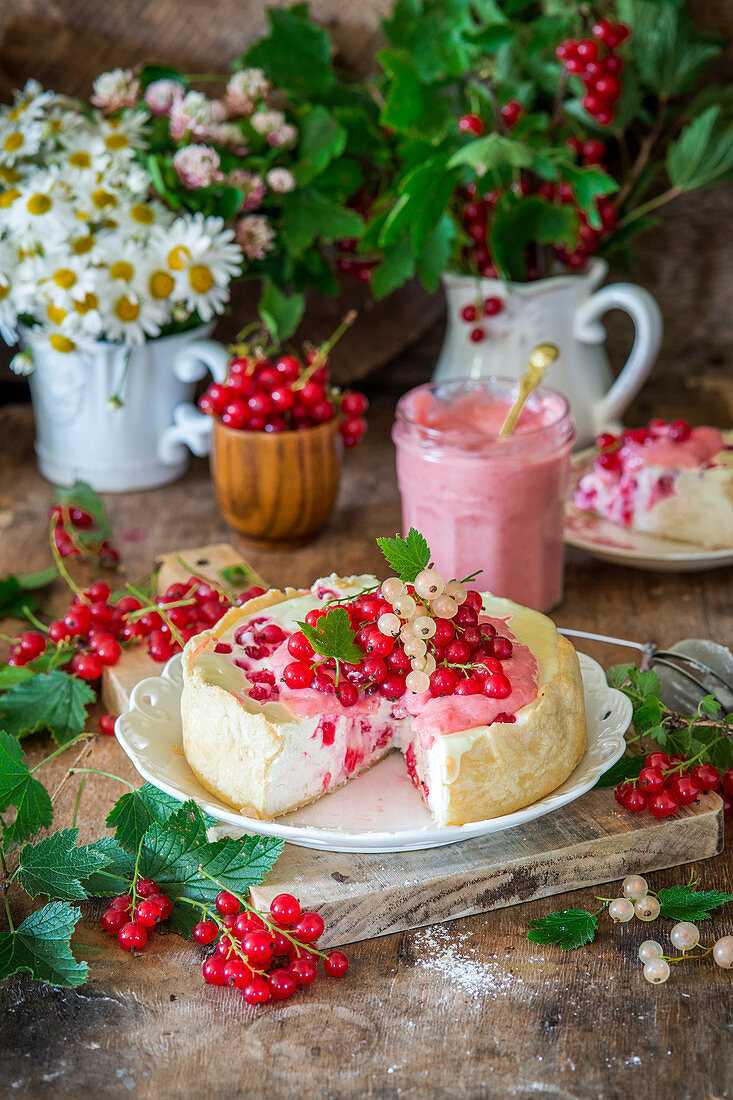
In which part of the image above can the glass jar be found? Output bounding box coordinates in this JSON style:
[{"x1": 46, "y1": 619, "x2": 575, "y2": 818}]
[{"x1": 393, "y1": 377, "x2": 575, "y2": 611}]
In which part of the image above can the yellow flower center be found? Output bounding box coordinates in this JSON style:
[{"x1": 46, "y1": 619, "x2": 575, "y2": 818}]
[
  {"x1": 92, "y1": 188, "x2": 117, "y2": 209},
  {"x1": 49, "y1": 333, "x2": 76, "y2": 353},
  {"x1": 27, "y1": 192, "x2": 52, "y2": 215},
  {"x1": 53, "y1": 268, "x2": 76, "y2": 290},
  {"x1": 0, "y1": 189, "x2": 20, "y2": 208},
  {"x1": 167, "y1": 245, "x2": 191, "y2": 271},
  {"x1": 115, "y1": 296, "x2": 141, "y2": 322},
  {"x1": 72, "y1": 235, "x2": 95, "y2": 255},
  {"x1": 3, "y1": 132, "x2": 24, "y2": 153},
  {"x1": 149, "y1": 271, "x2": 175, "y2": 299},
  {"x1": 74, "y1": 292, "x2": 99, "y2": 315},
  {"x1": 0, "y1": 167, "x2": 21, "y2": 184},
  {"x1": 8, "y1": 106, "x2": 22, "y2": 121},
  {"x1": 69, "y1": 151, "x2": 92, "y2": 168},
  {"x1": 49, "y1": 118, "x2": 63, "y2": 133},
  {"x1": 110, "y1": 261, "x2": 135, "y2": 282},
  {"x1": 105, "y1": 133, "x2": 129, "y2": 151},
  {"x1": 47, "y1": 304, "x2": 68, "y2": 325},
  {"x1": 0, "y1": 282, "x2": 9, "y2": 301},
  {"x1": 131, "y1": 203, "x2": 155, "y2": 225},
  {"x1": 189, "y1": 264, "x2": 214, "y2": 294}
]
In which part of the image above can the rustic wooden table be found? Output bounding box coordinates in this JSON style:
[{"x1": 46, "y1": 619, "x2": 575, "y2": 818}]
[{"x1": 0, "y1": 400, "x2": 731, "y2": 1100}]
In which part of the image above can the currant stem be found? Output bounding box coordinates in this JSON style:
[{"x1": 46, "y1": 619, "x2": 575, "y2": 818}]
[
  {"x1": 68, "y1": 767, "x2": 136, "y2": 789},
  {"x1": 48, "y1": 516, "x2": 84, "y2": 596},
  {"x1": 30, "y1": 732, "x2": 94, "y2": 774}
]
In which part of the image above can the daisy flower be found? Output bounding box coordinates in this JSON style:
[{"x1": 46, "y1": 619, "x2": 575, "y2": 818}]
[
  {"x1": 155, "y1": 213, "x2": 242, "y2": 322},
  {"x1": 0, "y1": 114, "x2": 44, "y2": 165},
  {"x1": 235, "y1": 214, "x2": 275, "y2": 260},
  {"x1": 0, "y1": 239, "x2": 23, "y2": 343},
  {"x1": 2, "y1": 79, "x2": 56, "y2": 125},
  {"x1": 112, "y1": 198, "x2": 173, "y2": 241},
  {"x1": 3, "y1": 169, "x2": 77, "y2": 247},
  {"x1": 96, "y1": 110, "x2": 149, "y2": 154},
  {"x1": 90, "y1": 69, "x2": 140, "y2": 113},
  {"x1": 34, "y1": 249, "x2": 99, "y2": 310}
]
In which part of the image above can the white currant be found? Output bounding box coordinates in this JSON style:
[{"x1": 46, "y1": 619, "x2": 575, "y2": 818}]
[
  {"x1": 382, "y1": 577, "x2": 406, "y2": 603},
  {"x1": 414, "y1": 569, "x2": 445, "y2": 600},
  {"x1": 634, "y1": 895, "x2": 661, "y2": 922},
  {"x1": 712, "y1": 936, "x2": 733, "y2": 969},
  {"x1": 377, "y1": 613, "x2": 401, "y2": 638},
  {"x1": 670, "y1": 922, "x2": 699, "y2": 950},
  {"x1": 412, "y1": 615, "x2": 436, "y2": 639},
  {"x1": 393, "y1": 594, "x2": 417, "y2": 619},
  {"x1": 444, "y1": 580, "x2": 468, "y2": 605},
  {"x1": 403, "y1": 636, "x2": 427, "y2": 659},
  {"x1": 431, "y1": 595, "x2": 458, "y2": 619},
  {"x1": 406, "y1": 670, "x2": 430, "y2": 694},
  {"x1": 412, "y1": 653, "x2": 436, "y2": 676},
  {"x1": 643, "y1": 958, "x2": 670, "y2": 984},
  {"x1": 608, "y1": 898, "x2": 634, "y2": 923},
  {"x1": 622, "y1": 874, "x2": 648, "y2": 901},
  {"x1": 638, "y1": 940, "x2": 663, "y2": 963}
]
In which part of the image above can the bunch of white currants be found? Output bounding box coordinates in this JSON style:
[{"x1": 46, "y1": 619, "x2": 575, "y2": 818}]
[
  {"x1": 609, "y1": 874, "x2": 733, "y2": 984},
  {"x1": 378, "y1": 569, "x2": 469, "y2": 695}
]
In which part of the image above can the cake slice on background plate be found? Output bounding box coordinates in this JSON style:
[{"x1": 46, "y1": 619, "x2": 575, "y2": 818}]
[
  {"x1": 574, "y1": 420, "x2": 733, "y2": 549},
  {"x1": 181, "y1": 533, "x2": 587, "y2": 828}
]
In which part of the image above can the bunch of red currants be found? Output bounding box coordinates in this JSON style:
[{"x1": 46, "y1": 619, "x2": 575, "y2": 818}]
[
  {"x1": 615, "y1": 753, "x2": 733, "y2": 820},
  {"x1": 555, "y1": 18, "x2": 630, "y2": 128}
]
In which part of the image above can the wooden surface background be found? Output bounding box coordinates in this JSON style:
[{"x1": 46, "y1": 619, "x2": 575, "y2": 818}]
[
  {"x1": 1, "y1": 0, "x2": 732, "y2": 397},
  {"x1": 0, "y1": 396, "x2": 732, "y2": 1099}
]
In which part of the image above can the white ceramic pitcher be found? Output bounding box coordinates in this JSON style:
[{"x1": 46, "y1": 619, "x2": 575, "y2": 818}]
[
  {"x1": 433, "y1": 259, "x2": 663, "y2": 445},
  {"x1": 24, "y1": 324, "x2": 229, "y2": 492}
]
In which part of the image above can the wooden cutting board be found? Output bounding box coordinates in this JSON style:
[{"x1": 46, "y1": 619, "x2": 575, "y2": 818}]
[{"x1": 104, "y1": 543, "x2": 726, "y2": 947}]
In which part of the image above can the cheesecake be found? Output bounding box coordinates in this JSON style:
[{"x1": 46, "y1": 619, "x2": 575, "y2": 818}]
[
  {"x1": 180, "y1": 574, "x2": 587, "y2": 827},
  {"x1": 574, "y1": 420, "x2": 733, "y2": 549}
]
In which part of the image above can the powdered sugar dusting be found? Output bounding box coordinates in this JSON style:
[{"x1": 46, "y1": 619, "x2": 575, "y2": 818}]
[{"x1": 412, "y1": 926, "x2": 541, "y2": 1000}]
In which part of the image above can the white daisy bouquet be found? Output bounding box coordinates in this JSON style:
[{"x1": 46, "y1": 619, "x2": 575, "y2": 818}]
[{"x1": 0, "y1": 78, "x2": 244, "y2": 359}]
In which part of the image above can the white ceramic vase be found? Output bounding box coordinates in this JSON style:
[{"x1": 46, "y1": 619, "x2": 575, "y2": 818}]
[
  {"x1": 23, "y1": 324, "x2": 229, "y2": 492},
  {"x1": 434, "y1": 260, "x2": 663, "y2": 445}
]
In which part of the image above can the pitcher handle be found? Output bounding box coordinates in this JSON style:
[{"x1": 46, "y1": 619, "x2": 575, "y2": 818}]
[
  {"x1": 573, "y1": 283, "x2": 663, "y2": 428},
  {"x1": 158, "y1": 339, "x2": 229, "y2": 467}
]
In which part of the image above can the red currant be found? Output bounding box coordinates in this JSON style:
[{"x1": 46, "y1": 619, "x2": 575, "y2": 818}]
[
  {"x1": 243, "y1": 929, "x2": 275, "y2": 967},
  {"x1": 648, "y1": 789, "x2": 679, "y2": 818},
  {"x1": 215, "y1": 890, "x2": 240, "y2": 916},
  {"x1": 71, "y1": 652, "x2": 103, "y2": 680},
  {"x1": 18, "y1": 631, "x2": 46, "y2": 659},
  {"x1": 241, "y1": 976, "x2": 271, "y2": 1005},
  {"x1": 223, "y1": 959, "x2": 253, "y2": 988},
  {"x1": 292, "y1": 911, "x2": 324, "y2": 944},
  {"x1": 429, "y1": 668, "x2": 458, "y2": 697},
  {"x1": 638, "y1": 767, "x2": 664, "y2": 794},
  {"x1": 324, "y1": 950, "x2": 349, "y2": 977},
  {"x1": 289, "y1": 958, "x2": 318, "y2": 985},
  {"x1": 100, "y1": 908, "x2": 127, "y2": 934},
  {"x1": 666, "y1": 775, "x2": 700, "y2": 806},
  {"x1": 99, "y1": 712, "x2": 117, "y2": 736},
  {"x1": 118, "y1": 921, "x2": 148, "y2": 951},
  {"x1": 458, "y1": 113, "x2": 483, "y2": 135},
  {"x1": 268, "y1": 968, "x2": 297, "y2": 1000},
  {"x1": 135, "y1": 900, "x2": 162, "y2": 928},
  {"x1": 193, "y1": 920, "x2": 219, "y2": 945},
  {"x1": 484, "y1": 673, "x2": 512, "y2": 699},
  {"x1": 341, "y1": 392, "x2": 368, "y2": 417},
  {"x1": 202, "y1": 956, "x2": 227, "y2": 985},
  {"x1": 283, "y1": 661, "x2": 313, "y2": 690},
  {"x1": 621, "y1": 787, "x2": 647, "y2": 813}
]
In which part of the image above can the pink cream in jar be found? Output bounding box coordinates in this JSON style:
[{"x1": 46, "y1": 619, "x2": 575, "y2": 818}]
[{"x1": 393, "y1": 378, "x2": 575, "y2": 611}]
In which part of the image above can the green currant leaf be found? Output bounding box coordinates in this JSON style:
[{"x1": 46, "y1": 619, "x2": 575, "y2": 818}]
[
  {"x1": 606, "y1": 664, "x2": 637, "y2": 691},
  {"x1": 296, "y1": 607, "x2": 365, "y2": 665},
  {"x1": 416, "y1": 214, "x2": 457, "y2": 293},
  {"x1": 490, "y1": 195, "x2": 578, "y2": 281},
  {"x1": 139, "y1": 64, "x2": 188, "y2": 90},
  {"x1": 0, "y1": 901, "x2": 87, "y2": 988},
  {"x1": 527, "y1": 908, "x2": 598, "y2": 950},
  {"x1": 258, "y1": 283, "x2": 305, "y2": 344},
  {"x1": 241, "y1": 5, "x2": 335, "y2": 100},
  {"x1": 106, "y1": 784, "x2": 215, "y2": 855},
  {"x1": 371, "y1": 237, "x2": 417, "y2": 300},
  {"x1": 294, "y1": 106, "x2": 347, "y2": 186},
  {"x1": 0, "y1": 671, "x2": 95, "y2": 746},
  {"x1": 0, "y1": 729, "x2": 53, "y2": 850},
  {"x1": 377, "y1": 48, "x2": 454, "y2": 139},
  {"x1": 562, "y1": 165, "x2": 618, "y2": 227},
  {"x1": 136, "y1": 809, "x2": 283, "y2": 934},
  {"x1": 0, "y1": 666, "x2": 36, "y2": 690},
  {"x1": 594, "y1": 754, "x2": 644, "y2": 790},
  {"x1": 447, "y1": 133, "x2": 536, "y2": 173},
  {"x1": 279, "y1": 189, "x2": 363, "y2": 258},
  {"x1": 657, "y1": 886, "x2": 733, "y2": 923},
  {"x1": 17, "y1": 829, "x2": 114, "y2": 901},
  {"x1": 376, "y1": 528, "x2": 431, "y2": 583},
  {"x1": 667, "y1": 106, "x2": 733, "y2": 192},
  {"x1": 76, "y1": 837, "x2": 135, "y2": 897}
]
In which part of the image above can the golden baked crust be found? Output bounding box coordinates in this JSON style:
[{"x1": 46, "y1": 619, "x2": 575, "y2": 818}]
[
  {"x1": 181, "y1": 584, "x2": 587, "y2": 827},
  {"x1": 436, "y1": 636, "x2": 586, "y2": 826}
]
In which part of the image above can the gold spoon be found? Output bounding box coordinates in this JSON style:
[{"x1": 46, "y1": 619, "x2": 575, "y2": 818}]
[{"x1": 499, "y1": 343, "x2": 559, "y2": 436}]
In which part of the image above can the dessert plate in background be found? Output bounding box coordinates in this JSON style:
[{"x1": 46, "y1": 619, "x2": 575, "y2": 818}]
[
  {"x1": 565, "y1": 449, "x2": 733, "y2": 572},
  {"x1": 115, "y1": 652, "x2": 630, "y2": 854}
]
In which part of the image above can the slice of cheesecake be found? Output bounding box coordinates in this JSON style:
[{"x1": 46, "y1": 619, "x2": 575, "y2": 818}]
[
  {"x1": 574, "y1": 421, "x2": 733, "y2": 549},
  {"x1": 180, "y1": 575, "x2": 586, "y2": 827}
]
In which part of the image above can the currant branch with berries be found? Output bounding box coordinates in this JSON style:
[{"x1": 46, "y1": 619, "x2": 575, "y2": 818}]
[
  {"x1": 528, "y1": 872, "x2": 733, "y2": 983},
  {"x1": 599, "y1": 664, "x2": 733, "y2": 821}
]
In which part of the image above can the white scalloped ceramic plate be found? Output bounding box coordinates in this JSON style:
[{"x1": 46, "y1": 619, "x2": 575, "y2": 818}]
[
  {"x1": 115, "y1": 652, "x2": 630, "y2": 853},
  {"x1": 565, "y1": 450, "x2": 733, "y2": 572}
]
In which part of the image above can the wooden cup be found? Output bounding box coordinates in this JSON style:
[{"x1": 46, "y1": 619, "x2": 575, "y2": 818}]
[{"x1": 210, "y1": 418, "x2": 342, "y2": 548}]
